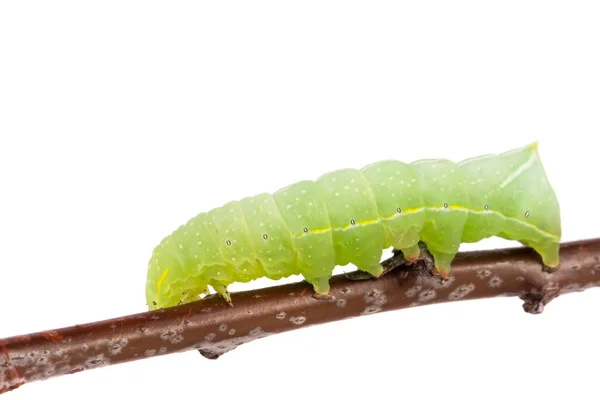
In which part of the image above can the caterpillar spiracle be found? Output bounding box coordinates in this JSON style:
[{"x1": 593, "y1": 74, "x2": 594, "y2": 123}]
[{"x1": 146, "y1": 142, "x2": 560, "y2": 310}]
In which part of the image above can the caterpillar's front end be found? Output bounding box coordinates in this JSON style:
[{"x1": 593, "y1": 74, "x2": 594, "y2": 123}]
[{"x1": 145, "y1": 232, "x2": 208, "y2": 311}]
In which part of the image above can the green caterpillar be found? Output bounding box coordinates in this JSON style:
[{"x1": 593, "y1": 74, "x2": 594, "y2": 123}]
[{"x1": 145, "y1": 142, "x2": 561, "y2": 310}]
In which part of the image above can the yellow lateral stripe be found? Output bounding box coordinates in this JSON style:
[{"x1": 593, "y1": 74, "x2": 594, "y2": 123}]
[
  {"x1": 311, "y1": 227, "x2": 332, "y2": 234},
  {"x1": 295, "y1": 204, "x2": 559, "y2": 241},
  {"x1": 358, "y1": 217, "x2": 380, "y2": 226},
  {"x1": 156, "y1": 268, "x2": 169, "y2": 293},
  {"x1": 397, "y1": 206, "x2": 423, "y2": 214}
]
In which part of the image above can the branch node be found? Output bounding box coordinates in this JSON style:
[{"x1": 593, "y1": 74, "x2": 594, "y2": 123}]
[
  {"x1": 520, "y1": 282, "x2": 561, "y2": 314},
  {"x1": 198, "y1": 349, "x2": 221, "y2": 360}
]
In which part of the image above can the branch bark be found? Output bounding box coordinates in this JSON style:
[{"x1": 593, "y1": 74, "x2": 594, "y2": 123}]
[{"x1": 2, "y1": 238, "x2": 600, "y2": 395}]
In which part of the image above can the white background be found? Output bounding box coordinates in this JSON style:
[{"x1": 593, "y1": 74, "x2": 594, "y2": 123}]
[{"x1": 1, "y1": 1, "x2": 599, "y2": 399}]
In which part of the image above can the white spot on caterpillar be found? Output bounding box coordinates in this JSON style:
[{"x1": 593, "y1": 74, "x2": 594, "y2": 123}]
[
  {"x1": 219, "y1": 324, "x2": 228, "y2": 332},
  {"x1": 286, "y1": 204, "x2": 292, "y2": 209},
  {"x1": 335, "y1": 192, "x2": 340, "y2": 196},
  {"x1": 308, "y1": 202, "x2": 313, "y2": 206},
  {"x1": 228, "y1": 329, "x2": 236, "y2": 335},
  {"x1": 301, "y1": 189, "x2": 306, "y2": 194}
]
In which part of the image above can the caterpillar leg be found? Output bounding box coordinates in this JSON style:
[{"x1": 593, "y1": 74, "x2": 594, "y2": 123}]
[
  {"x1": 398, "y1": 243, "x2": 421, "y2": 263},
  {"x1": 531, "y1": 240, "x2": 560, "y2": 272},
  {"x1": 426, "y1": 250, "x2": 456, "y2": 279},
  {"x1": 358, "y1": 263, "x2": 384, "y2": 278},
  {"x1": 177, "y1": 289, "x2": 204, "y2": 305},
  {"x1": 210, "y1": 280, "x2": 233, "y2": 305},
  {"x1": 343, "y1": 262, "x2": 389, "y2": 281},
  {"x1": 396, "y1": 241, "x2": 434, "y2": 271},
  {"x1": 305, "y1": 276, "x2": 333, "y2": 300}
]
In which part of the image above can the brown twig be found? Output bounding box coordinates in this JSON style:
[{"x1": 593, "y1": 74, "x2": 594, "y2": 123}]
[{"x1": 2, "y1": 238, "x2": 600, "y2": 395}]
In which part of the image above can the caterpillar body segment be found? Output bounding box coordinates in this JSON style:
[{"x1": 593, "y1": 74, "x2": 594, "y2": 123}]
[{"x1": 146, "y1": 142, "x2": 561, "y2": 310}]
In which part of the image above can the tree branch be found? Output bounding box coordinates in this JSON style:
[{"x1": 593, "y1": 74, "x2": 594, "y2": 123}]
[{"x1": 2, "y1": 238, "x2": 600, "y2": 395}]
